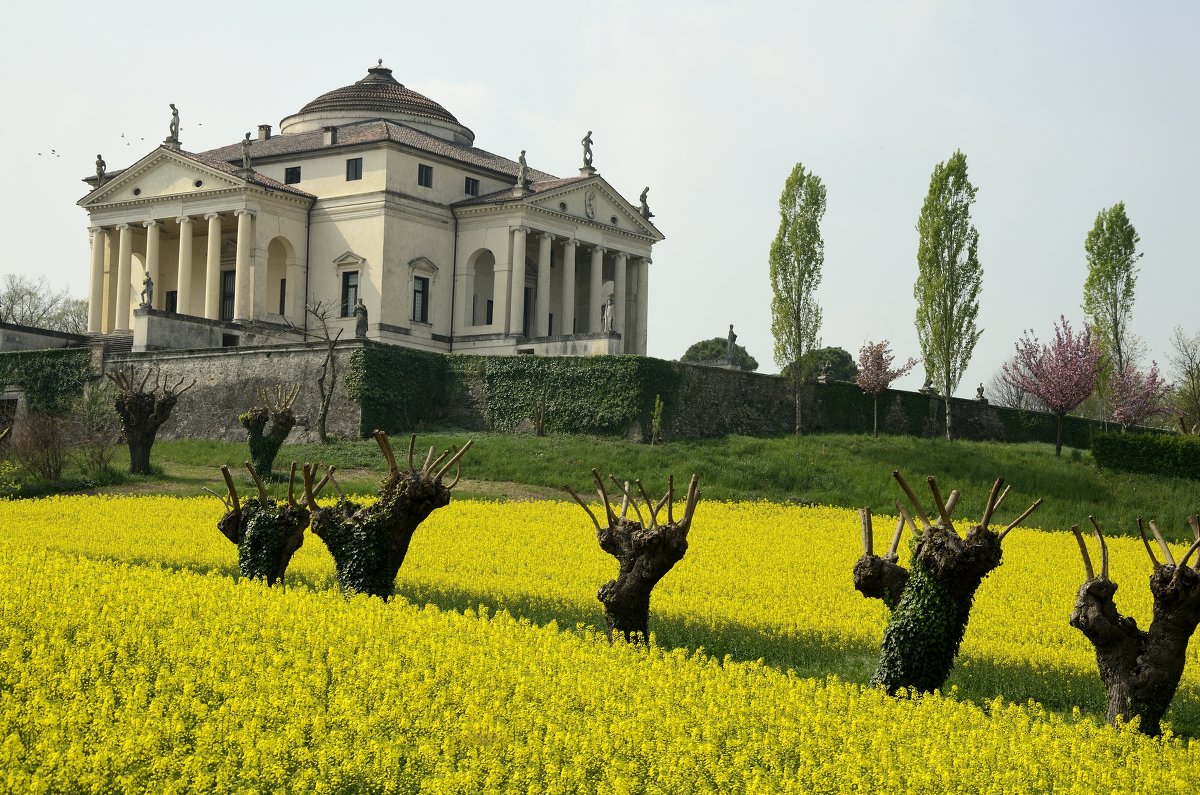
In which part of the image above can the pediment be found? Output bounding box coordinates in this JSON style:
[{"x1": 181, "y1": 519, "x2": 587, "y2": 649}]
[
  {"x1": 79, "y1": 148, "x2": 244, "y2": 208},
  {"x1": 333, "y1": 250, "x2": 367, "y2": 269},
  {"x1": 528, "y1": 178, "x2": 663, "y2": 240}
]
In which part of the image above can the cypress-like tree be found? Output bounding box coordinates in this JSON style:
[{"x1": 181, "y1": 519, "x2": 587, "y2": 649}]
[
  {"x1": 1082, "y1": 201, "x2": 1142, "y2": 378},
  {"x1": 914, "y1": 150, "x2": 982, "y2": 440},
  {"x1": 769, "y1": 162, "x2": 826, "y2": 435}
]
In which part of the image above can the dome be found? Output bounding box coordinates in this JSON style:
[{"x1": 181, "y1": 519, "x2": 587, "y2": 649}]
[{"x1": 279, "y1": 61, "x2": 474, "y2": 144}]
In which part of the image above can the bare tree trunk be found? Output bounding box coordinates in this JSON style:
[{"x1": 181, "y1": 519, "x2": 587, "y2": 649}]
[
  {"x1": 108, "y1": 370, "x2": 194, "y2": 476},
  {"x1": 872, "y1": 395, "x2": 880, "y2": 437},
  {"x1": 943, "y1": 387, "x2": 953, "y2": 441},
  {"x1": 794, "y1": 378, "x2": 803, "y2": 435},
  {"x1": 1054, "y1": 413, "x2": 1064, "y2": 457}
]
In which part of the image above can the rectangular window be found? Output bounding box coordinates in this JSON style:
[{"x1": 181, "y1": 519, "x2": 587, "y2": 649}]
[
  {"x1": 284, "y1": 166, "x2": 301, "y2": 184},
  {"x1": 220, "y1": 270, "x2": 235, "y2": 321},
  {"x1": 418, "y1": 163, "x2": 433, "y2": 188},
  {"x1": 485, "y1": 299, "x2": 493, "y2": 325},
  {"x1": 278, "y1": 278, "x2": 286, "y2": 316},
  {"x1": 341, "y1": 271, "x2": 359, "y2": 317},
  {"x1": 464, "y1": 176, "x2": 479, "y2": 196},
  {"x1": 165, "y1": 291, "x2": 178, "y2": 313},
  {"x1": 413, "y1": 276, "x2": 429, "y2": 323},
  {"x1": 346, "y1": 157, "x2": 363, "y2": 181}
]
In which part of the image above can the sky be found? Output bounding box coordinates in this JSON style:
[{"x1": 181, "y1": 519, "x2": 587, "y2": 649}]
[{"x1": 1, "y1": 0, "x2": 1196, "y2": 394}]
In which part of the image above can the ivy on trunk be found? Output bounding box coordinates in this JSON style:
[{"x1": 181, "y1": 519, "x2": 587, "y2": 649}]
[{"x1": 107, "y1": 367, "x2": 194, "y2": 475}]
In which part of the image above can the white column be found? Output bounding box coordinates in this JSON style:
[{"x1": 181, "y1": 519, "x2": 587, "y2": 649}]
[
  {"x1": 204, "y1": 213, "x2": 222, "y2": 320},
  {"x1": 561, "y1": 238, "x2": 577, "y2": 336},
  {"x1": 176, "y1": 217, "x2": 194, "y2": 315},
  {"x1": 589, "y1": 246, "x2": 605, "y2": 332},
  {"x1": 636, "y1": 257, "x2": 650, "y2": 355},
  {"x1": 509, "y1": 226, "x2": 529, "y2": 335},
  {"x1": 233, "y1": 209, "x2": 254, "y2": 322},
  {"x1": 613, "y1": 252, "x2": 628, "y2": 351},
  {"x1": 144, "y1": 220, "x2": 161, "y2": 309},
  {"x1": 115, "y1": 223, "x2": 133, "y2": 331},
  {"x1": 535, "y1": 232, "x2": 552, "y2": 337},
  {"x1": 87, "y1": 227, "x2": 106, "y2": 334}
]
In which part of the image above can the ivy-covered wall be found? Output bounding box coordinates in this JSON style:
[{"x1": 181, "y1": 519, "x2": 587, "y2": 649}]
[{"x1": 0, "y1": 348, "x2": 93, "y2": 412}]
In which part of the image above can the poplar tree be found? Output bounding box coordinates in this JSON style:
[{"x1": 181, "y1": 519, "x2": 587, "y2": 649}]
[
  {"x1": 1082, "y1": 201, "x2": 1142, "y2": 377},
  {"x1": 914, "y1": 150, "x2": 982, "y2": 440},
  {"x1": 770, "y1": 162, "x2": 826, "y2": 435}
]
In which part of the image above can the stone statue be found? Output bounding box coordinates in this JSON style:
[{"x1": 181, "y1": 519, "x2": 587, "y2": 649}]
[
  {"x1": 602, "y1": 295, "x2": 615, "y2": 332},
  {"x1": 726, "y1": 324, "x2": 737, "y2": 361},
  {"x1": 516, "y1": 149, "x2": 528, "y2": 188},
  {"x1": 168, "y1": 103, "x2": 179, "y2": 141},
  {"x1": 353, "y1": 298, "x2": 368, "y2": 338},
  {"x1": 581, "y1": 130, "x2": 593, "y2": 167},
  {"x1": 584, "y1": 189, "x2": 596, "y2": 220},
  {"x1": 139, "y1": 273, "x2": 154, "y2": 309},
  {"x1": 95, "y1": 154, "x2": 106, "y2": 185},
  {"x1": 639, "y1": 186, "x2": 654, "y2": 220},
  {"x1": 976, "y1": 383, "x2": 987, "y2": 403},
  {"x1": 241, "y1": 132, "x2": 252, "y2": 171}
]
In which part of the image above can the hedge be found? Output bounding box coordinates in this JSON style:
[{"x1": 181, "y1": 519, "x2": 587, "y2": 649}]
[
  {"x1": 0, "y1": 348, "x2": 92, "y2": 413},
  {"x1": 1091, "y1": 431, "x2": 1200, "y2": 480}
]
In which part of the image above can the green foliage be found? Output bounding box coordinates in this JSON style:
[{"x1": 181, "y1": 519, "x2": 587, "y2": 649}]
[
  {"x1": 650, "y1": 394, "x2": 665, "y2": 445},
  {"x1": 915, "y1": 150, "x2": 982, "y2": 438},
  {"x1": 1083, "y1": 202, "x2": 1141, "y2": 376},
  {"x1": 872, "y1": 558, "x2": 969, "y2": 694},
  {"x1": 0, "y1": 459, "x2": 19, "y2": 499},
  {"x1": 1091, "y1": 431, "x2": 1200, "y2": 480},
  {"x1": 236, "y1": 499, "x2": 309, "y2": 585},
  {"x1": 0, "y1": 348, "x2": 91, "y2": 412},
  {"x1": 347, "y1": 342, "x2": 456, "y2": 434},
  {"x1": 680, "y1": 337, "x2": 759, "y2": 371},
  {"x1": 782, "y1": 346, "x2": 858, "y2": 383},
  {"x1": 770, "y1": 162, "x2": 826, "y2": 433},
  {"x1": 239, "y1": 405, "x2": 296, "y2": 478}
]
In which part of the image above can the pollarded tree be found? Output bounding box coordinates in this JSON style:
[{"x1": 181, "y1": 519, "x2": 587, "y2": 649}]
[
  {"x1": 769, "y1": 162, "x2": 826, "y2": 435},
  {"x1": 914, "y1": 150, "x2": 982, "y2": 441},
  {"x1": 1002, "y1": 316, "x2": 1100, "y2": 457},
  {"x1": 567, "y1": 471, "x2": 700, "y2": 643},
  {"x1": 1109, "y1": 362, "x2": 1170, "y2": 431},
  {"x1": 309, "y1": 431, "x2": 472, "y2": 598},
  {"x1": 855, "y1": 340, "x2": 918, "y2": 437},
  {"x1": 853, "y1": 471, "x2": 1042, "y2": 695},
  {"x1": 1070, "y1": 515, "x2": 1200, "y2": 736},
  {"x1": 239, "y1": 384, "x2": 300, "y2": 478},
  {"x1": 107, "y1": 367, "x2": 195, "y2": 475},
  {"x1": 1083, "y1": 202, "x2": 1142, "y2": 378}
]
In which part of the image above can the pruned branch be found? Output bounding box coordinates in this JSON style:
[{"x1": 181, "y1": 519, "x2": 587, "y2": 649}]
[
  {"x1": 998, "y1": 498, "x2": 1043, "y2": 540},
  {"x1": 892, "y1": 470, "x2": 932, "y2": 530}
]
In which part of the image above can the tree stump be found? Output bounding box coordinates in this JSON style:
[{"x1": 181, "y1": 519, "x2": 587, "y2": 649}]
[
  {"x1": 309, "y1": 431, "x2": 471, "y2": 598},
  {"x1": 214, "y1": 461, "x2": 323, "y2": 586},
  {"x1": 854, "y1": 472, "x2": 1042, "y2": 694},
  {"x1": 568, "y1": 471, "x2": 700, "y2": 643},
  {"x1": 1070, "y1": 515, "x2": 1200, "y2": 736}
]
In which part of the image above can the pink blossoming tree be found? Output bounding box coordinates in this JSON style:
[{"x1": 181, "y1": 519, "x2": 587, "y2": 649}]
[
  {"x1": 1109, "y1": 361, "x2": 1171, "y2": 431},
  {"x1": 856, "y1": 341, "x2": 919, "y2": 437},
  {"x1": 1003, "y1": 316, "x2": 1100, "y2": 457}
]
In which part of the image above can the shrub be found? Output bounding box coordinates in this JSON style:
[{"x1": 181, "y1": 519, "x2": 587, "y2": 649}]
[
  {"x1": 1090, "y1": 431, "x2": 1200, "y2": 480},
  {"x1": 12, "y1": 409, "x2": 66, "y2": 481},
  {"x1": 67, "y1": 383, "x2": 121, "y2": 479}
]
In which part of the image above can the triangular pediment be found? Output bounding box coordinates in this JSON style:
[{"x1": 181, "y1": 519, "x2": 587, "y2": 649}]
[
  {"x1": 79, "y1": 148, "x2": 245, "y2": 208},
  {"x1": 528, "y1": 177, "x2": 663, "y2": 240}
]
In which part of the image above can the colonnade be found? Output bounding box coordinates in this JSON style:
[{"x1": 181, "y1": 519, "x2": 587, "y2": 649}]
[
  {"x1": 87, "y1": 210, "x2": 256, "y2": 334},
  {"x1": 464, "y1": 225, "x2": 649, "y2": 353}
]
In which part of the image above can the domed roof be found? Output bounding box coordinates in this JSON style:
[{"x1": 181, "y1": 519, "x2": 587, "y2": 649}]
[
  {"x1": 280, "y1": 61, "x2": 474, "y2": 144},
  {"x1": 298, "y1": 61, "x2": 460, "y2": 125}
]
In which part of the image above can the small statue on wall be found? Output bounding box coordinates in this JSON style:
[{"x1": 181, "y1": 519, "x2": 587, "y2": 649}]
[
  {"x1": 140, "y1": 273, "x2": 154, "y2": 309},
  {"x1": 353, "y1": 298, "x2": 368, "y2": 338},
  {"x1": 603, "y1": 294, "x2": 615, "y2": 332},
  {"x1": 726, "y1": 324, "x2": 737, "y2": 362}
]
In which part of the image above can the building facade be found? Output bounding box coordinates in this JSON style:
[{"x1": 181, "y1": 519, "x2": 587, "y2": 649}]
[{"x1": 79, "y1": 63, "x2": 663, "y2": 356}]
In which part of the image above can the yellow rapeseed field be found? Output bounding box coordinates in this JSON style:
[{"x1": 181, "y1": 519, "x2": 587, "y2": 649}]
[{"x1": 2, "y1": 495, "x2": 1199, "y2": 791}]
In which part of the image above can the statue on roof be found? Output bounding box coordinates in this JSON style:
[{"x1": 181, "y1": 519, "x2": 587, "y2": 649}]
[
  {"x1": 95, "y1": 154, "x2": 106, "y2": 186},
  {"x1": 516, "y1": 149, "x2": 528, "y2": 188},
  {"x1": 581, "y1": 131, "x2": 593, "y2": 167},
  {"x1": 168, "y1": 104, "x2": 179, "y2": 141},
  {"x1": 726, "y1": 324, "x2": 737, "y2": 362},
  {"x1": 241, "y1": 132, "x2": 253, "y2": 172},
  {"x1": 639, "y1": 187, "x2": 654, "y2": 220}
]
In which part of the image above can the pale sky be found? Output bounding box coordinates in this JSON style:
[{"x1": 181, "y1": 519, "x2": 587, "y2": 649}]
[{"x1": 1, "y1": 1, "x2": 1195, "y2": 394}]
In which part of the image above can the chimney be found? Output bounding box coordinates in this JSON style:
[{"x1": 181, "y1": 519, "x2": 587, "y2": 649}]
[
  {"x1": 257, "y1": 124, "x2": 272, "y2": 141},
  {"x1": 323, "y1": 126, "x2": 338, "y2": 145}
]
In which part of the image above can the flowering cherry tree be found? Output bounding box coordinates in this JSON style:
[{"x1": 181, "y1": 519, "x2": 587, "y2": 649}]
[
  {"x1": 1003, "y1": 316, "x2": 1100, "y2": 457},
  {"x1": 856, "y1": 341, "x2": 919, "y2": 436},
  {"x1": 1109, "y1": 361, "x2": 1171, "y2": 430}
]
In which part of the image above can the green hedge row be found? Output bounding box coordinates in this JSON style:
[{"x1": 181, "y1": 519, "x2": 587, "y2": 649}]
[
  {"x1": 346, "y1": 343, "x2": 680, "y2": 439},
  {"x1": 0, "y1": 348, "x2": 92, "y2": 412},
  {"x1": 1091, "y1": 431, "x2": 1200, "y2": 480}
]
